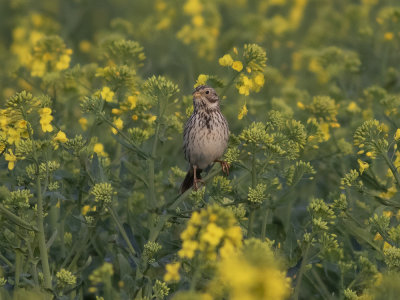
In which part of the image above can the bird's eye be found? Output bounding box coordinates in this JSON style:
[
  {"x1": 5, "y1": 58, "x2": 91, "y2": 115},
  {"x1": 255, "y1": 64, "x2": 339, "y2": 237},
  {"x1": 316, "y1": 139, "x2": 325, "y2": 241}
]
[{"x1": 205, "y1": 90, "x2": 209, "y2": 94}]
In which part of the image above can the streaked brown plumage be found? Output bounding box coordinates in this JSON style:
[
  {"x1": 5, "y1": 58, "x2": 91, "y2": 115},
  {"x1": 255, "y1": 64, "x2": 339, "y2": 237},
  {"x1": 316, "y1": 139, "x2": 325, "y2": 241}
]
[{"x1": 180, "y1": 85, "x2": 230, "y2": 193}]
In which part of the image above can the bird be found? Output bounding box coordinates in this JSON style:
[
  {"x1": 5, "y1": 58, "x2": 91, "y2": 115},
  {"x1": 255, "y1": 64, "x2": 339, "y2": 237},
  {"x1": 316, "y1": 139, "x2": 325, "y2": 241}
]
[{"x1": 180, "y1": 85, "x2": 230, "y2": 194}]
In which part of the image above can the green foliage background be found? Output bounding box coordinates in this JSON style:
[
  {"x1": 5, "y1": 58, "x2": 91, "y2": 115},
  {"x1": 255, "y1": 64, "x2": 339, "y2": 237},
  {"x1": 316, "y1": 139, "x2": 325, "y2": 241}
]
[{"x1": 0, "y1": 0, "x2": 400, "y2": 299}]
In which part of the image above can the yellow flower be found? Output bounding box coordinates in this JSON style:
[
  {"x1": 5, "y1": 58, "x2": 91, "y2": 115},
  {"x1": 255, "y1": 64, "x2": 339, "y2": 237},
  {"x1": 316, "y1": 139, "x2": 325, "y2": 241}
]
[
  {"x1": 366, "y1": 151, "x2": 374, "y2": 158},
  {"x1": 93, "y1": 143, "x2": 107, "y2": 157},
  {"x1": 79, "y1": 117, "x2": 88, "y2": 130},
  {"x1": 201, "y1": 223, "x2": 224, "y2": 246},
  {"x1": 39, "y1": 107, "x2": 54, "y2": 133},
  {"x1": 7, "y1": 128, "x2": 21, "y2": 145},
  {"x1": 383, "y1": 211, "x2": 393, "y2": 218},
  {"x1": 395, "y1": 129, "x2": 400, "y2": 141},
  {"x1": 127, "y1": 96, "x2": 138, "y2": 110},
  {"x1": 164, "y1": 262, "x2": 180, "y2": 282},
  {"x1": 183, "y1": 0, "x2": 203, "y2": 15},
  {"x1": 347, "y1": 101, "x2": 360, "y2": 113},
  {"x1": 178, "y1": 240, "x2": 199, "y2": 258},
  {"x1": 384, "y1": 32, "x2": 394, "y2": 41},
  {"x1": 111, "y1": 118, "x2": 123, "y2": 135},
  {"x1": 112, "y1": 108, "x2": 122, "y2": 115},
  {"x1": 383, "y1": 241, "x2": 391, "y2": 250},
  {"x1": 297, "y1": 101, "x2": 305, "y2": 109},
  {"x1": 148, "y1": 115, "x2": 157, "y2": 123},
  {"x1": 225, "y1": 226, "x2": 243, "y2": 246},
  {"x1": 192, "y1": 15, "x2": 204, "y2": 27},
  {"x1": 82, "y1": 205, "x2": 90, "y2": 216},
  {"x1": 16, "y1": 120, "x2": 27, "y2": 129},
  {"x1": 54, "y1": 130, "x2": 68, "y2": 143},
  {"x1": 31, "y1": 60, "x2": 46, "y2": 77},
  {"x1": 238, "y1": 103, "x2": 248, "y2": 120},
  {"x1": 253, "y1": 73, "x2": 265, "y2": 88},
  {"x1": 101, "y1": 86, "x2": 114, "y2": 102},
  {"x1": 55, "y1": 54, "x2": 71, "y2": 70},
  {"x1": 237, "y1": 75, "x2": 253, "y2": 96},
  {"x1": 79, "y1": 40, "x2": 91, "y2": 53},
  {"x1": 358, "y1": 159, "x2": 369, "y2": 174},
  {"x1": 219, "y1": 54, "x2": 234, "y2": 67},
  {"x1": 181, "y1": 224, "x2": 197, "y2": 240},
  {"x1": 195, "y1": 74, "x2": 209, "y2": 87},
  {"x1": 190, "y1": 211, "x2": 202, "y2": 225},
  {"x1": 220, "y1": 240, "x2": 236, "y2": 259},
  {"x1": 232, "y1": 61, "x2": 243, "y2": 72},
  {"x1": 5, "y1": 149, "x2": 17, "y2": 170},
  {"x1": 132, "y1": 115, "x2": 138, "y2": 121},
  {"x1": 320, "y1": 122, "x2": 330, "y2": 141}
]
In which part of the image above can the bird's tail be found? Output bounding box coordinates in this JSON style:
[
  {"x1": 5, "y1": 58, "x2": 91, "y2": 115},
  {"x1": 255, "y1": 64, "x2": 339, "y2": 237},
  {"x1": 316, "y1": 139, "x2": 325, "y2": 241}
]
[{"x1": 180, "y1": 167, "x2": 202, "y2": 194}]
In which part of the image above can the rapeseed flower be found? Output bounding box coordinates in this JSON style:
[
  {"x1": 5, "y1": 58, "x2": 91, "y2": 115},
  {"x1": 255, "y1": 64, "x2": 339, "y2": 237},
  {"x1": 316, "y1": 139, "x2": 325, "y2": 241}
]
[
  {"x1": 232, "y1": 61, "x2": 243, "y2": 72},
  {"x1": 176, "y1": 205, "x2": 242, "y2": 263},
  {"x1": 39, "y1": 107, "x2": 53, "y2": 132},
  {"x1": 238, "y1": 103, "x2": 248, "y2": 120},
  {"x1": 164, "y1": 262, "x2": 181, "y2": 282},
  {"x1": 219, "y1": 54, "x2": 233, "y2": 66},
  {"x1": 101, "y1": 86, "x2": 114, "y2": 102},
  {"x1": 54, "y1": 130, "x2": 68, "y2": 143},
  {"x1": 195, "y1": 74, "x2": 209, "y2": 87},
  {"x1": 111, "y1": 117, "x2": 123, "y2": 134},
  {"x1": 358, "y1": 159, "x2": 369, "y2": 174},
  {"x1": 5, "y1": 149, "x2": 17, "y2": 170}
]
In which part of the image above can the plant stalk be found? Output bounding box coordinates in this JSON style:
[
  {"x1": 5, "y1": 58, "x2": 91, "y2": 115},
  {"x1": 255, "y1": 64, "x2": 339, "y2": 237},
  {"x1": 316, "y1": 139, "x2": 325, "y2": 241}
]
[{"x1": 293, "y1": 243, "x2": 311, "y2": 300}]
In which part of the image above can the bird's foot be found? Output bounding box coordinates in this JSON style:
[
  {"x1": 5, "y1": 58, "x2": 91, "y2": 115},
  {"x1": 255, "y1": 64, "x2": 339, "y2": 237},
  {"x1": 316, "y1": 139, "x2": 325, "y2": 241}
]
[
  {"x1": 215, "y1": 160, "x2": 230, "y2": 176},
  {"x1": 193, "y1": 178, "x2": 205, "y2": 191}
]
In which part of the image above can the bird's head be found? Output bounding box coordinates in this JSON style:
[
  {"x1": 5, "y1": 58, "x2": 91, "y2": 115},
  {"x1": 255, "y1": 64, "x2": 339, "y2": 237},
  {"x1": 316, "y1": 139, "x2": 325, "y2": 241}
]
[{"x1": 192, "y1": 85, "x2": 220, "y2": 111}]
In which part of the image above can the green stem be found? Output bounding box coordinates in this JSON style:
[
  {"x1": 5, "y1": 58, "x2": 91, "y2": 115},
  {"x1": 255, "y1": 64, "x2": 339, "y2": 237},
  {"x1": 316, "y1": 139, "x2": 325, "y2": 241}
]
[
  {"x1": 24, "y1": 118, "x2": 52, "y2": 295},
  {"x1": 100, "y1": 114, "x2": 148, "y2": 159},
  {"x1": 260, "y1": 205, "x2": 271, "y2": 240},
  {"x1": 293, "y1": 243, "x2": 311, "y2": 300},
  {"x1": 0, "y1": 252, "x2": 13, "y2": 268},
  {"x1": 382, "y1": 152, "x2": 400, "y2": 190},
  {"x1": 36, "y1": 175, "x2": 52, "y2": 291},
  {"x1": 220, "y1": 72, "x2": 241, "y2": 99},
  {"x1": 68, "y1": 229, "x2": 91, "y2": 269},
  {"x1": 248, "y1": 153, "x2": 257, "y2": 238},
  {"x1": 247, "y1": 209, "x2": 255, "y2": 238},
  {"x1": 0, "y1": 204, "x2": 38, "y2": 232},
  {"x1": 25, "y1": 240, "x2": 39, "y2": 286},
  {"x1": 109, "y1": 206, "x2": 139, "y2": 265}
]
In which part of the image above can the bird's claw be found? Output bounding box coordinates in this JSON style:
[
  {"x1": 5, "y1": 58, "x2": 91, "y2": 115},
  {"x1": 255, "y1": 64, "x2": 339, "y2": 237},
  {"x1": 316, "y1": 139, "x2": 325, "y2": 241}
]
[
  {"x1": 193, "y1": 179, "x2": 205, "y2": 191},
  {"x1": 215, "y1": 160, "x2": 230, "y2": 176}
]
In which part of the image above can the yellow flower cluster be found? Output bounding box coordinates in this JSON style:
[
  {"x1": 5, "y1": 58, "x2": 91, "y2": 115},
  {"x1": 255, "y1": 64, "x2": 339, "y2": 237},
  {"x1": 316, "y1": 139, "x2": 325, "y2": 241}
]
[
  {"x1": 39, "y1": 107, "x2": 54, "y2": 132},
  {"x1": 10, "y1": 13, "x2": 60, "y2": 73},
  {"x1": 178, "y1": 205, "x2": 242, "y2": 261},
  {"x1": 177, "y1": 0, "x2": 220, "y2": 58},
  {"x1": 211, "y1": 239, "x2": 291, "y2": 300},
  {"x1": 111, "y1": 118, "x2": 124, "y2": 135},
  {"x1": 164, "y1": 262, "x2": 181, "y2": 282},
  {"x1": 30, "y1": 36, "x2": 72, "y2": 77},
  {"x1": 93, "y1": 143, "x2": 108, "y2": 157},
  {"x1": 194, "y1": 74, "x2": 209, "y2": 87},
  {"x1": 218, "y1": 54, "x2": 243, "y2": 72},
  {"x1": 219, "y1": 45, "x2": 267, "y2": 96},
  {"x1": 237, "y1": 73, "x2": 265, "y2": 96},
  {"x1": 238, "y1": 103, "x2": 248, "y2": 120},
  {"x1": 101, "y1": 86, "x2": 115, "y2": 102},
  {"x1": 0, "y1": 109, "x2": 29, "y2": 147},
  {"x1": 53, "y1": 130, "x2": 68, "y2": 149}
]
